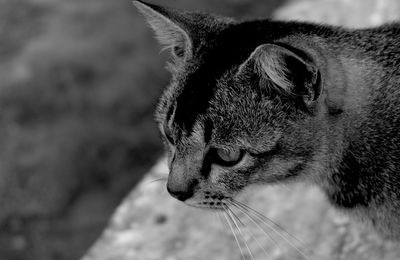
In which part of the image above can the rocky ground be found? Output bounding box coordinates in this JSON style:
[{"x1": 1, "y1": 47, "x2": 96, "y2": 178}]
[
  {"x1": 84, "y1": 159, "x2": 400, "y2": 260},
  {"x1": 83, "y1": 1, "x2": 400, "y2": 260}
]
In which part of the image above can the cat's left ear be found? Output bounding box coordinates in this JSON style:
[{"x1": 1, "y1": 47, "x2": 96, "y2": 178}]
[
  {"x1": 238, "y1": 43, "x2": 322, "y2": 106},
  {"x1": 133, "y1": 1, "x2": 193, "y2": 61}
]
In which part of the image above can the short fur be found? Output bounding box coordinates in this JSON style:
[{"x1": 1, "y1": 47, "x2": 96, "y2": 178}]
[{"x1": 134, "y1": 0, "x2": 400, "y2": 239}]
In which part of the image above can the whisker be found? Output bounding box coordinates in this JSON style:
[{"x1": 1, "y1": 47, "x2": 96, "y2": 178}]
[
  {"x1": 227, "y1": 205, "x2": 271, "y2": 260},
  {"x1": 144, "y1": 177, "x2": 168, "y2": 185},
  {"x1": 216, "y1": 210, "x2": 230, "y2": 233},
  {"x1": 225, "y1": 205, "x2": 255, "y2": 260},
  {"x1": 230, "y1": 199, "x2": 312, "y2": 260},
  {"x1": 229, "y1": 204, "x2": 279, "y2": 259},
  {"x1": 226, "y1": 205, "x2": 245, "y2": 227},
  {"x1": 223, "y1": 209, "x2": 246, "y2": 260},
  {"x1": 229, "y1": 201, "x2": 282, "y2": 252},
  {"x1": 232, "y1": 199, "x2": 310, "y2": 249}
]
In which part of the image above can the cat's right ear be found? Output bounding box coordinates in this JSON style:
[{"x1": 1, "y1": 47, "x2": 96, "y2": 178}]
[
  {"x1": 237, "y1": 43, "x2": 322, "y2": 108},
  {"x1": 133, "y1": 1, "x2": 193, "y2": 61}
]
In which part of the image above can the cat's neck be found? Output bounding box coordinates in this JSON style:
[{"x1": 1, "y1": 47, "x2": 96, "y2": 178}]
[{"x1": 292, "y1": 33, "x2": 395, "y2": 193}]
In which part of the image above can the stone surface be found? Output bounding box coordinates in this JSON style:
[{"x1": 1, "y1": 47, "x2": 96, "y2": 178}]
[
  {"x1": 83, "y1": 159, "x2": 400, "y2": 260},
  {"x1": 83, "y1": 1, "x2": 400, "y2": 260}
]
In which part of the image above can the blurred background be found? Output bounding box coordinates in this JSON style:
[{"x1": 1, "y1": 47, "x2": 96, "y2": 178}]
[
  {"x1": 0, "y1": 0, "x2": 285, "y2": 259},
  {"x1": 1, "y1": 0, "x2": 399, "y2": 260}
]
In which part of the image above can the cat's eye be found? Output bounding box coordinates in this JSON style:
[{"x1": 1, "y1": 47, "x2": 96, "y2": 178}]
[{"x1": 213, "y1": 148, "x2": 244, "y2": 167}]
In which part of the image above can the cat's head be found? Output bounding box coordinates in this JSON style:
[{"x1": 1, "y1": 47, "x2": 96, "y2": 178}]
[{"x1": 134, "y1": 1, "x2": 326, "y2": 209}]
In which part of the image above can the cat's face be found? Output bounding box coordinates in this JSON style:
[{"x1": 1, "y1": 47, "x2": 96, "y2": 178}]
[{"x1": 135, "y1": 1, "x2": 323, "y2": 208}]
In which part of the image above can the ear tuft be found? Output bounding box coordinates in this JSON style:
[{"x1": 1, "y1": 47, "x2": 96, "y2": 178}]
[
  {"x1": 133, "y1": 1, "x2": 192, "y2": 60},
  {"x1": 254, "y1": 45, "x2": 295, "y2": 93},
  {"x1": 239, "y1": 43, "x2": 322, "y2": 105}
]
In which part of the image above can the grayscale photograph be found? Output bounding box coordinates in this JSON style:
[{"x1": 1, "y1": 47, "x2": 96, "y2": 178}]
[{"x1": 1, "y1": 0, "x2": 400, "y2": 260}]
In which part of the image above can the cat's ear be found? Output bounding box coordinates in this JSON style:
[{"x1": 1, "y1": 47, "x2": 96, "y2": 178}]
[
  {"x1": 133, "y1": 1, "x2": 193, "y2": 61},
  {"x1": 238, "y1": 43, "x2": 322, "y2": 105}
]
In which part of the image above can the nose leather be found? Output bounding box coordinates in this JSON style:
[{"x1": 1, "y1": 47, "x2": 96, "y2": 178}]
[
  {"x1": 167, "y1": 186, "x2": 193, "y2": 201},
  {"x1": 167, "y1": 178, "x2": 198, "y2": 201}
]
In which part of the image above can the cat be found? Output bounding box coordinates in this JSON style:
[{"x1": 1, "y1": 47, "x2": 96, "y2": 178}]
[{"x1": 134, "y1": 0, "x2": 400, "y2": 239}]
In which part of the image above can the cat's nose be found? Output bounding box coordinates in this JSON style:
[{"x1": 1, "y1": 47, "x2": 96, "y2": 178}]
[
  {"x1": 167, "y1": 179, "x2": 198, "y2": 201},
  {"x1": 167, "y1": 186, "x2": 193, "y2": 201}
]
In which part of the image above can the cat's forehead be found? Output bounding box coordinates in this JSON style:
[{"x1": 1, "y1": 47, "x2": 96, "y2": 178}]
[
  {"x1": 165, "y1": 37, "x2": 258, "y2": 133},
  {"x1": 158, "y1": 21, "x2": 294, "y2": 138},
  {"x1": 166, "y1": 70, "x2": 285, "y2": 142}
]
